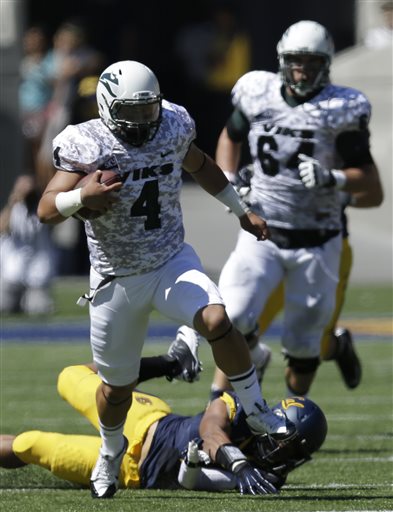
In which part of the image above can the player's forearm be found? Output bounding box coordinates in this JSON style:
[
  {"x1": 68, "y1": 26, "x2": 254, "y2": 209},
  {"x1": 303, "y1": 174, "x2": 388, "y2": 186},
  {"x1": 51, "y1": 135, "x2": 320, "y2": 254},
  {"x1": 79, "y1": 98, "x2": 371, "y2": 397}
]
[
  {"x1": 37, "y1": 191, "x2": 71, "y2": 224},
  {"x1": 185, "y1": 154, "x2": 251, "y2": 217},
  {"x1": 183, "y1": 143, "x2": 229, "y2": 195},
  {"x1": 342, "y1": 164, "x2": 383, "y2": 204},
  {"x1": 178, "y1": 460, "x2": 236, "y2": 491},
  {"x1": 191, "y1": 156, "x2": 231, "y2": 196},
  {"x1": 37, "y1": 171, "x2": 86, "y2": 224},
  {"x1": 199, "y1": 410, "x2": 232, "y2": 461},
  {"x1": 350, "y1": 188, "x2": 384, "y2": 207}
]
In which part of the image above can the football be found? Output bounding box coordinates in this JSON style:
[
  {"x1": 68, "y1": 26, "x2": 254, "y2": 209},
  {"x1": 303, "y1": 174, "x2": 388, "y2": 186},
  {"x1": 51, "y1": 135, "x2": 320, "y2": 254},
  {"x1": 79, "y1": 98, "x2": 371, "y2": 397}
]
[{"x1": 73, "y1": 170, "x2": 123, "y2": 220}]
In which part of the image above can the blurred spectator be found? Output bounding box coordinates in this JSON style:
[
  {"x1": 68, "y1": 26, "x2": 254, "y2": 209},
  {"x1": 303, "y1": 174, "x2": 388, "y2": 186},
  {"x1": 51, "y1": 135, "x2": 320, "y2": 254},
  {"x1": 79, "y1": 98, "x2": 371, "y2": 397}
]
[
  {"x1": 174, "y1": 1, "x2": 251, "y2": 156},
  {"x1": 53, "y1": 75, "x2": 99, "y2": 277},
  {"x1": 19, "y1": 25, "x2": 54, "y2": 174},
  {"x1": 36, "y1": 19, "x2": 105, "y2": 190},
  {"x1": 364, "y1": 1, "x2": 393, "y2": 49},
  {"x1": 71, "y1": 75, "x2": 99, "y2": 124},
  {"x1": 27, "y1": 20, "x2": 106, "y2": 278},
  {"x1": 0, "y1": 175, "x2": 56, "y2": 315}
]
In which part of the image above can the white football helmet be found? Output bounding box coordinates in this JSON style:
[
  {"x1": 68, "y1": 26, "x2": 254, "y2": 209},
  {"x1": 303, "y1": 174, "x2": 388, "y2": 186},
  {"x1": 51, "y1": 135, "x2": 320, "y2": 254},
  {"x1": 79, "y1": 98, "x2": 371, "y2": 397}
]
[
  {"x1": 277, "y1": 21, "x2": 334, "y2": 97},
  {"x1": 96, "y1": 60, "x2": 162, "y2": 146}
]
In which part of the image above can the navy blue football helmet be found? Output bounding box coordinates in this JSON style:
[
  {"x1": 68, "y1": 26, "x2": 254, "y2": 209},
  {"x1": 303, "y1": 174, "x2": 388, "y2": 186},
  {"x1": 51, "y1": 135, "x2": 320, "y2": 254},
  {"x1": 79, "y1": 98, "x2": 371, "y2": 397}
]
[{"x1": 248, "y1": 397, "x2": 328, "y2": 480}]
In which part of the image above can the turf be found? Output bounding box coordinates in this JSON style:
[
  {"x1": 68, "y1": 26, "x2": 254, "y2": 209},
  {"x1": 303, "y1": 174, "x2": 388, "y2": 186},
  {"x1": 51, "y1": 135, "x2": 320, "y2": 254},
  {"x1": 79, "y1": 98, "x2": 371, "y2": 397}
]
[{"x1": 0, "y1": 282, "x2": 392, "y2": 511}]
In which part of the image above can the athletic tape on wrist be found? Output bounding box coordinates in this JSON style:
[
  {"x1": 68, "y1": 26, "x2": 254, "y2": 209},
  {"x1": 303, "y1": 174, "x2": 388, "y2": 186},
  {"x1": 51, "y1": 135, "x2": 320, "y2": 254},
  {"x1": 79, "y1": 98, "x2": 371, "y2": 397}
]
[
  {"x1": 55, "y1": 188, "x2": 83, "y2": 217},
  {"x1": 215, "y1": 183, "x2": 251, "y2": 217},
  {"x1": 215, "y1": 443, "x2": 247, "y2": 471}
]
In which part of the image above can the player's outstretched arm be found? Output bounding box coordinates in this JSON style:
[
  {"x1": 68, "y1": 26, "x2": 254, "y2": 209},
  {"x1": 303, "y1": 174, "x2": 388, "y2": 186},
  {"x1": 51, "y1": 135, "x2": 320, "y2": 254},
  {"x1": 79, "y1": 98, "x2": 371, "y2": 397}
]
[
  {"x1": 182, "y1": 143, "x2": 269, "y2": 241},
  {"x1": 199, "y1": 399, "x2": 277, "y2": 495}
]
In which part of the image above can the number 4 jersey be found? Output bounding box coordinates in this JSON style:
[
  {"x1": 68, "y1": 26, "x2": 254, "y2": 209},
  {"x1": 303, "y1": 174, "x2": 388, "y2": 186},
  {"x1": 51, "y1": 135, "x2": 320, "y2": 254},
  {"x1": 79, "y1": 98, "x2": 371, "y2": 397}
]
[
  {"x1": 231, "y1": 71, "x2": 371, "y2": 231},
  {"x1": 52, "y1": 100, "x2": 196, "y2": 276}
]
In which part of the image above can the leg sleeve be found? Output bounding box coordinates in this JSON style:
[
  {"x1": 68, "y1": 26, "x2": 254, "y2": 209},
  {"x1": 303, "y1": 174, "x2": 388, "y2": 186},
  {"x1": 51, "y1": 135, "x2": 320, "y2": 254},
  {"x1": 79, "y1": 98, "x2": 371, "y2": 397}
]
[
  {"x1": 178, "y1": 460, "x2": 236, "y2": 491},
  {"x1": 57, "y1": 365, "x2": 101, "y2": 430}
]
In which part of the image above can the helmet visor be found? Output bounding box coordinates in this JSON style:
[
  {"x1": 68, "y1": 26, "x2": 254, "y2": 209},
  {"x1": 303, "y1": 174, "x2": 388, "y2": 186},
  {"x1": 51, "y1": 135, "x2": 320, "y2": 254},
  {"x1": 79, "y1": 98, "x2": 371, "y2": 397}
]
[
  {"x1": 281, "y1": 53, "x2": 329, "y2": 96},
  {"x1": 285, "y1": 54, "x2": 325, "y2": 76},
  {"x1": 111, "y1": 99, "x2": 161, "y2": 124},
  {"x1": 253, "y1": 433, "x2": 311, "y2": 472}
]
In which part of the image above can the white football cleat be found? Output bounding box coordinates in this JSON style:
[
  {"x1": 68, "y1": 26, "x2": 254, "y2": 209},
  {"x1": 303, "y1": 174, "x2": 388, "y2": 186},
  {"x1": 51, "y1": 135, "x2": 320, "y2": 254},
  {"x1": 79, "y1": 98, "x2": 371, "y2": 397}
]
[
  {"x1": 90, "y1": 437, "x2": 128, "y2": 499},
  {"x1": 246, "y1": 401, "x2": 296, "y2": 440}
]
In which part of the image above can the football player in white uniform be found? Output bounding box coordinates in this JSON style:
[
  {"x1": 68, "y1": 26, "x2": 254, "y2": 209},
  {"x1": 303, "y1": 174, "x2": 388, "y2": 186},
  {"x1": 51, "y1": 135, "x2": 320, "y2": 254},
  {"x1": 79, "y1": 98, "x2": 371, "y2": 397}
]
[
  {"x1": 210, "y1": 21, "x2": 383, "y2": 398},
  {"x1": 37, "y1": 60, "x2": 295, "y2": 499}
]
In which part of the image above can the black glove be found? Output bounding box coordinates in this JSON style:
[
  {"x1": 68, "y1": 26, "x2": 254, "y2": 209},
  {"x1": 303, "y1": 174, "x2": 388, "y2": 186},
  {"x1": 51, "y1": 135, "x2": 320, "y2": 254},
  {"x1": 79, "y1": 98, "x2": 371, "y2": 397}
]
[
  {"x1": 215, "y1": 444, "x2": 278, "y2": 495},
  {"x1": 233, "y1": 461, "x2": 278, "y2": 495}
]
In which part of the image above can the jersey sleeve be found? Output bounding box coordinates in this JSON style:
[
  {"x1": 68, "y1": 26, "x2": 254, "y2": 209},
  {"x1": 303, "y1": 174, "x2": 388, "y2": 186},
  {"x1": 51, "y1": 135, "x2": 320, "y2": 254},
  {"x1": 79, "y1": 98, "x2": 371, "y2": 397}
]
[
  {"x1": 335, "y1": 129, "x2": 374, "y2": 166},
  {"x1": 164, "y1": 102, "x2": 196, "y2": 159},
  {"x1": 226, "y1": 108, "x2": 250, "y2": 142},
  {"x1": 52, "y1": 125, "x2": 103, "y2": 173},
  {"x1": 231, "y1": 71, "x2": 273, "y2": 115},
  {"x1": 330, "y1": 87, "x2": 374, "y2": 166},
  {"x1": 330, "y1": 86, "x2": 372, "y2": 133},
  {"x1": 231, "y1": 71, "x2": 256, "y2": 109}
]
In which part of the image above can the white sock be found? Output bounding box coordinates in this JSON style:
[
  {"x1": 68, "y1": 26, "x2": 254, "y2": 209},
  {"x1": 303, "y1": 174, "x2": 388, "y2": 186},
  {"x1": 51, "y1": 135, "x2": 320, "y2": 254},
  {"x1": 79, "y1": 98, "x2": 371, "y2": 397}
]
[
  {"x1": 228, "y1": 366, "x2": 264, "y2": 415},
  {"x1": 99, "y1": 419, "x2": 125, "y2": 458}
]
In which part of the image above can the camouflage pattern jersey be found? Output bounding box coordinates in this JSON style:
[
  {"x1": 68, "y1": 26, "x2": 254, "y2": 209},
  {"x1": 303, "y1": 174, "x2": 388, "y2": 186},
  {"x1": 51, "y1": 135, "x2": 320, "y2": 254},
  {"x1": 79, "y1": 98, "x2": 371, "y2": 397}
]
[
  {"x1": 231, "y1": 71, "x2": 372, "y2": 231},
  {"x1": 52, "y1": 100, "x2": 196, "y2": 276}
]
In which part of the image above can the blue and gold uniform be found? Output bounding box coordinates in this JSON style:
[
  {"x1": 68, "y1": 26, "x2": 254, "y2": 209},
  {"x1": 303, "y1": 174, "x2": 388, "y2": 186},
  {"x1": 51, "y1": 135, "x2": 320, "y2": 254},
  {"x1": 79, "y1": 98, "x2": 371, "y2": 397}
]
[
  {"x1": 13, "y1": 366, "x2": 242, "y2": 488},
  {"x1": 12, "y1": 366, "x2": 252, "y2": 489}
]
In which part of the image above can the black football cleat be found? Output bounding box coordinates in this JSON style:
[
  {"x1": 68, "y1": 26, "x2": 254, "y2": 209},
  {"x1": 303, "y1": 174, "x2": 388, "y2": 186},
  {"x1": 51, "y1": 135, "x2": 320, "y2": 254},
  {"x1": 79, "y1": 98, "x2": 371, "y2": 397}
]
[{"x1": 334, "y1": 328, "x2": 362, "y2": 389}]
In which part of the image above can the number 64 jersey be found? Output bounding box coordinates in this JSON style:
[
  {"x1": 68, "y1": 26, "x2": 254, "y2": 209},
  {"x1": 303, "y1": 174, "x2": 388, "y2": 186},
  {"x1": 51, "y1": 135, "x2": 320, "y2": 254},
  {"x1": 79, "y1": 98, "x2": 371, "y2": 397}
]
[
  {"x1": 232, "y1": 71, "x2": 371, "y2": 231},
  {"x1": 52, "y1": 100, "x2": 196, "y2": 276}
]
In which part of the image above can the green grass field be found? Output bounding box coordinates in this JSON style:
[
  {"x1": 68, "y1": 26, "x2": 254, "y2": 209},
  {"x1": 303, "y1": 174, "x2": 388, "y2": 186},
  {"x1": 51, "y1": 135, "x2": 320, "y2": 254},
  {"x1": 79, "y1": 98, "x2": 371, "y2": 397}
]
[{"x1": 0, "y1": 282, "x2": 392, "y2": 511}]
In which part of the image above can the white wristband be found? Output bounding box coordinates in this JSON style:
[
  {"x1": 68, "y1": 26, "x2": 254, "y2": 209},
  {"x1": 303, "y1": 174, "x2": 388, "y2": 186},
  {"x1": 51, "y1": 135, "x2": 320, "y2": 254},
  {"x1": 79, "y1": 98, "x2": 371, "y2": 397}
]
[
  {"x1": 215, "y1": 183, "x2": 251, "y2": 218},
  {"x1": 331, "y1": 170, "x2": 347, "y2": 190},
  {"x1": 55, "y1": 188, "x2": 83, "y2": 217}
]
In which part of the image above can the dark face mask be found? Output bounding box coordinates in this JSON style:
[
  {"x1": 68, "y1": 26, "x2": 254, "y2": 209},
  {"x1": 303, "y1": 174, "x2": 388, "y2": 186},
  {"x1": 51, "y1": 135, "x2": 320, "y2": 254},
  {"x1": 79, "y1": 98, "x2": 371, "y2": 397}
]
[
  {"x1": 111, "y1": 98, "x2": 162, "y2": 146},
  {"x1": 118, "y1": 125, "x2": 155, "y2": 146}
]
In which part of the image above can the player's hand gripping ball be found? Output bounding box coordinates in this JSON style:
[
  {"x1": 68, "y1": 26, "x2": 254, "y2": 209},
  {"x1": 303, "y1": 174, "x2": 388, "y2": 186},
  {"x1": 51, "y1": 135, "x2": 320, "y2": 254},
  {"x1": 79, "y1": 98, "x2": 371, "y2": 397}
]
[{"x1": 74, "y1": 170, "x2": 123, "y2": 220}]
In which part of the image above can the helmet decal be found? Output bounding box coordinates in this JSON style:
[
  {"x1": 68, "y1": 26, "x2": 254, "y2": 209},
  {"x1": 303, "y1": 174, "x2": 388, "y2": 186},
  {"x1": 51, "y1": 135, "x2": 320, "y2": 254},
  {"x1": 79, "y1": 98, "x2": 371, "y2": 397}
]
[
  {"x1": 280, "y1": 397, "x2": 305, "y2": 410},
  {"x1": 96, "y1": 60, "x2": 162, "y2": 146},
  {"x1": 99, "y1": 73, "x2": 119, "y2": 97}
]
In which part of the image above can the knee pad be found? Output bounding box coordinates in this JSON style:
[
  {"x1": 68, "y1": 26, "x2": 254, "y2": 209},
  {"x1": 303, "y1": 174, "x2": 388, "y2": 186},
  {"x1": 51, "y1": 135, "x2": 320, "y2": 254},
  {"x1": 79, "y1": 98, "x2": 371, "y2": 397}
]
[{"x1": 285, "y1": 353, "x2": 320, "y2": 374}]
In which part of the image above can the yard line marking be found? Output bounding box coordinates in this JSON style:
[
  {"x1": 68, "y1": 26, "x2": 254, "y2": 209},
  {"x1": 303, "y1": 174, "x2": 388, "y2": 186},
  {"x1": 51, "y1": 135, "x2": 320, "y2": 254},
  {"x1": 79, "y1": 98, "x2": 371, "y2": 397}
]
[
  {"x1": 315, "y1": 456, "x2": 393, "y2": 462},
  {"x1": 327, "y1": 434, "x2": 392, "y2": 440},
  {"x1": 320, "y1": 396, "x2": 392, "y2": 405},
  {"x1": 327, "y1": 414, "x2": 393, "y2": 421},
  {"x1": 288, "y1": 483, "x2": 392, "y2": 489}
]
